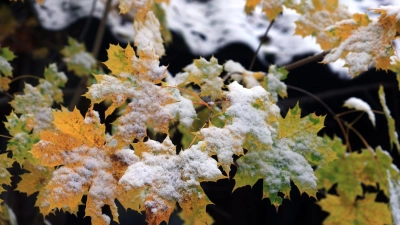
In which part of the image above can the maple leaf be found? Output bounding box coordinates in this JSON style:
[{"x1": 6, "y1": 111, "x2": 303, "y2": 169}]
[
  {"x1": 323, "y1": 9, "x2": 398, "y2": 76},
  {"x1": 119, "y1": 137, "x2": 223, "y2": 225},
  {"x1": 379, "y1": 85, "x2": 400, "y2": 151},
  {"x1": 31, "y1": 108, "x2": 140, "y2": 225},
  {"x1": 4, "y1": 113, "x2": 40, "y2": 164},
  {"x1": 198, "y1": 81, "x2": 280, "y2": 174},
  {"x1": 16, "y1": 161, "x2": 56, "y2": 215},
  {"x1": 294, "y1": 0, "x2": 350, "y2": 50},
  {"x1": 134, "y1": 10, "x2": 165, "y2": 57},
  {"x1": 234, "y1": 104, "x2": 336, "y2": 206},
  {"x1": 316, "y1": 137, "x2": 398, "y2": 201},
  {"x1": 319, "y1": 193, "x2": 392, "y2": 225},
  {"x1": 184, "y1": 57, "x2": 224, "y2": 101},
  {"x1": 263, "y1": 65, "x2": 288, "y2": 102},
  {"x1": 0, "y1": 47, "x2": 16, "y2": 77},
  {"x1": 0, "y1": 154, "x2": 13, "y2": 213},
  {"x1": 389, "y1": 56, "x2": 400, "y2": 90},
  {"x1": 41, "y1": 64, "x2": 68, "y2": 104},
  {"x1": 61, "y1": 37, "x2": 97, "y2": 77},
  {"x1": 86, "y1": 44, "x2": 179, "y2": 144},
  {"x1": 118, "y1": 0, "x2": 169, "y2": 14}
]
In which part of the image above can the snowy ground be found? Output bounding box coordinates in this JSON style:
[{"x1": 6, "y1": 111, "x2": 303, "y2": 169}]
[{"x1": 31, "y1": 0, "x2": 400, "y2": 78}]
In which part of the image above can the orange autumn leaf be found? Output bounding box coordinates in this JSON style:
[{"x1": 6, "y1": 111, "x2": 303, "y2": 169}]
[{"x1": 31, "y1": 107, "x2": 140, "y2": 225}]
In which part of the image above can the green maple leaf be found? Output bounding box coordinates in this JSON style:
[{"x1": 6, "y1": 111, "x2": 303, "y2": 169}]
[
  {"x1": 379, "y1": 85, "x2": 400, "y2": 151},
  {"x1": 4, "y1": 113, "x2": 41, "y2": 164},
  {"x1": 61, "y1": 37, "x2": 96, "y2": 77},
  {"x1": 234, "y1": 104, "x2": 336, "y2": 206},
  {"x1": 0, "y1": 47, "x2": 15, "y2": 77},
  {"x1": 316, "y1": 140, "x2": 398, "y2": 200},
  {"x1": 185, "y1": 57, "x2": 224, "y2": 100},
  {"x1": 319, "y1": 193, "x2": 391, "y2": 225}
]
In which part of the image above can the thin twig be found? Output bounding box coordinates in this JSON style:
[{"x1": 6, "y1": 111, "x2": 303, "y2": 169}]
[
  {"x1": 10, "y1": 75, "x2": 40, "y2": 83},
  {"x1": 0, "y1": 134, "x2": 12, "y2": 139},
  {"x1": 283, "y1": 50, "x2": 331, "y2": 71},
  {"x1": 79, "y1": 0, "x2": 98, "y2": 42},
  {"x1": 248, "y1": 20, "x2": 275, "y2": 71},
  {"x1": 286, "y1": 84, "x2": 351, "y2": 151},
  {"x1": 223, "y1": 71, "x2": 243, "y2": 82}
]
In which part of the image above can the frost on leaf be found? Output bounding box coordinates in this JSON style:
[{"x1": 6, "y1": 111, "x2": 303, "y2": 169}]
[
  {"x1": 61, "y1": 37, "x2": 96, "y2": 77},
  {"x1": 319, "y1": 193, "x2": 391, "y2": 225},
  {"x1": 119, "y1": 137, "x2": 222, "y2": 225},
  {"x1": 234, "y1": 104, "x2": 336, "y2": 206},
  {"x1": 244, "y1": 0, "x2": 294, "y2": 20},
  {"x1": 323, "y1": 10, "x2": 398, "y2": 77},
  {"x1": 379, "y1": 85, "x2": 400, "y2": 151},
  {"x1": 263, "y1": 65, "x2": 288, "y2": 102},
  {"x1": 343, "y1": 97, "x2": 375, "y2": 126},
  {"x1": 294, "y1": 0, "x2": 351, "y2": 50},
  {"x1": 316, "y1": 137, "x2": 398, "y2": 201},
  {"x1": 198, "y1": 81, "x2": 280, "y2": 174},
  {"x1": 165, "y1": 85, "x2": 196, "y2": 128},
  {"x1": 0, "y1": 47, "x2": 16, "y2": 92},
  {"x1": 184, "y1": 57, "x2": 224, "y2": 101},
  {"x1": 31, "y1": 108, "x2": 140, "y2": 225},
  {"x1": 134, "y1": 10, "x2": 165, "y2": 57},
  {"x1": 0, "y1": 154, "x2": 13, "y2": 213}
]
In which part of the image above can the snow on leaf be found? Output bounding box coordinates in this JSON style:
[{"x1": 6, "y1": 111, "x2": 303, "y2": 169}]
[
  {"x1": 10, "y1": 84, "x2": 54, "y2": 132},
  {"x1": 164, "y1": 85, "x2": 196, "y2": 128},
  {"x1": 263, "y1": 65, "x2": 288, "y2": 102},
  {"x1": 31, "y1": 108, "x2": 140, "y2": 225},
  {"x1": 388, "y1": 171, "x2": 400, "y2": 225},
  {"x1": 343, "y1": 97, "x2": 375, "y2": 126},
  {"x1": 119, "y1": 137, "x2": 222, "y2": 225},
  {"x1": 61, "y1": 37, "x2": 96, "y2": 77},
  {"x1": 118, "y1": 0, "x2": 151, "y2": 14},
  {"x1": 0, "y1": 47, "x2": 16, "y2": 91},
  {"x1": 244, "y1": 0, "x2": 261, "y2": 15},
  {"x1": 134, "y1": 10, "x2": 165, "y2": 57},
  {"x1": 185, "y1": 57, "x2": 224, "y2": 101},
  {"x1": 294, "y1": 0, "x2": 351, "y2": 50},
  {"x1": 4, "y1": 113, "x2": 40, "y2": 164},
  {"x1": 319, "y1": 193, "x2": 392, "y2": 225},
  {"x1": 115, "y1": 81, "x2": 176, "y2": 143},
  {"x1": 379, "y1": 85, "x2": 400, "y2": 151},
  {"x1": 234, "y1": 103, "x2": 336, "y2": 206},
  {"x1": 40, "y1": 64, "x2": 67, "y2": 104},
  {"x1": 223, "y1": 60, "x2": 263, "y2": 88},
  {"x1": 198, "y1": 81, "x2": 280, "y2": 174},
  {"x1": 323, "y1": 10, "x2": 397, "y2": 77}
]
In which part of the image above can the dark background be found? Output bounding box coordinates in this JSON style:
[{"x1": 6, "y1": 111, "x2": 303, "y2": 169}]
[{"x1": 0, "y1": 1, "x2": 399, "y2": 224}]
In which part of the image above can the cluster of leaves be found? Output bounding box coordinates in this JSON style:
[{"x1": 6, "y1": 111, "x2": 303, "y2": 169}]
[{"x1": 1, "y1": 0, "x2": 400, "y2": 225}]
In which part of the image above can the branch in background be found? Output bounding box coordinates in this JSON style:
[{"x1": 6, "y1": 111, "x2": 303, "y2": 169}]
[
  {"x1": 79, "y1": 0, "x2": 98, "y2": 42},
  {"x1": 68, "y1": 0, "x2": 112, "y2": 111},
  {"x1": 248, "y1": 20, "x2": 275, "y2": 71},
  {"x1": 283, "y1": 50, "x2": 330, "y2": 71}
]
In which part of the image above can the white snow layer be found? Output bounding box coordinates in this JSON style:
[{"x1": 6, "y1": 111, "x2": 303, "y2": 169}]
[{"x1": 343, "y1": 97, "x2": 376, "y2": 126}]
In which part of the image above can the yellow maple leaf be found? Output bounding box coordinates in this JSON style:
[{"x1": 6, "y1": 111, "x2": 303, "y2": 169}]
[
  {"x1": 31, "y1": 108, "x2": 140, "y2": 225},
  {"x1": 103, "y1": 43, "x2": 135, "y2": 76},
  {"x1": 319, "y1": 193, "x2": 392, "y2": 225},
  {"x1": 323, "y1": 9, "x2": 398, "y2": 76},
  {"x1": 294, "y1": 0, "x2": 351, "y2": 50}
]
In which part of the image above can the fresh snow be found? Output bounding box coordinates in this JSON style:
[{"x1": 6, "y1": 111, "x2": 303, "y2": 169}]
[{"x1": 343, "y1": 97, "x2": 376, "y2": 126}]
